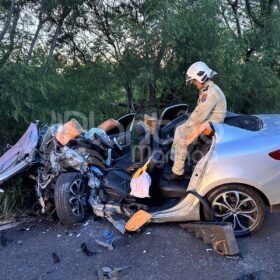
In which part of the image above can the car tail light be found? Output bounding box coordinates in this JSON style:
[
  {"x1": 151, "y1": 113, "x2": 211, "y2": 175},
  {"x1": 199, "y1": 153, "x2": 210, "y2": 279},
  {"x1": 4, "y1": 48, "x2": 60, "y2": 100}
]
[{"x1": 269, "y1": 149, "x2": 280, "y2": 160}]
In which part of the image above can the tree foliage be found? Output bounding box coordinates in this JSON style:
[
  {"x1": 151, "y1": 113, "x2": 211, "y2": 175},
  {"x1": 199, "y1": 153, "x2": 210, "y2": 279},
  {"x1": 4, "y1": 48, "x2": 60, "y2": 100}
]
[{"x1": 0, "y1": 0, "x2": 280, "y2": 148}]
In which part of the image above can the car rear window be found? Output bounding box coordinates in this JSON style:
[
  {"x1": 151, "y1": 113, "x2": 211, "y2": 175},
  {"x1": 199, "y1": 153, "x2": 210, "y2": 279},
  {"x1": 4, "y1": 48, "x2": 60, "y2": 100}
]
[{"x1": 224, "y1": 115, "x2": 263, "y2": 131}]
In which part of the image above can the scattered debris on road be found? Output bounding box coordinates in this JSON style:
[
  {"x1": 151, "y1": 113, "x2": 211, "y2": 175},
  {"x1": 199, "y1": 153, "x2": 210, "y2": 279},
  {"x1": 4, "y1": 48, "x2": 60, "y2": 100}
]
[
  {"x1": 19, "y1": 226, "x2": 31, "y2": 231},
  {"x1": 105, "y1": 215, "x2": 126, "y2": 234},
  {"x1": 95, "y1": 239, "x2": 114, "y2": 251},
  {"x1": 0, "y1": 217, "x2": 37, "y2": 232},
  {"x1": 81, "y1": 242, "x2": 96, "y2": 256},
  {"x1": 236, "y1": 271, "x2": 267, "y2": 280},
  {"x1": 103, "y1": 229, "x2": 113, "y2": 240},
  {"x1": 180, "y1": 222, "x2": 240, "y2": 256},
  {"x1": 97, "y1": 266, "x2": 132, "y2": 280},
  {"x1": 52, "y1": 252, "x2": 60, "y2": 264}
]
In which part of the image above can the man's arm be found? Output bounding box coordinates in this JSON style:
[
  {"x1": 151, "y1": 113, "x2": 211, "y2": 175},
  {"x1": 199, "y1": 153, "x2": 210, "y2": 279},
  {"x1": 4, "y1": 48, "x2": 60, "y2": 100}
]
[{"x1": 185, "y1": 91, "x2": 217, "y2": 127}]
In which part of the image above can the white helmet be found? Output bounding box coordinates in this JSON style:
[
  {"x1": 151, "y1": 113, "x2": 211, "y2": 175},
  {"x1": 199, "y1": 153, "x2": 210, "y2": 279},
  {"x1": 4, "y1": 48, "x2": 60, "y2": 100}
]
[{"x1": 186, "y1": 61, "x2": 217, "y2": 85}]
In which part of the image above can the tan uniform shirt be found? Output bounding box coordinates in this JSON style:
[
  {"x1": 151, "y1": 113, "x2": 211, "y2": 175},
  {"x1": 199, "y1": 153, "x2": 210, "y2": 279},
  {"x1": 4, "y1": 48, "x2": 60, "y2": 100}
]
[{"x1": 185, "y1": 80, "x2": 227, "y2": 127}]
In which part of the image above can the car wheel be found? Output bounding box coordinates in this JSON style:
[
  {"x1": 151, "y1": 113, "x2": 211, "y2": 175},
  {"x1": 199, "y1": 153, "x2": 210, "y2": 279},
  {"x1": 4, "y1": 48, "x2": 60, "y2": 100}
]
[
  {"x1": 207, "y1": 185, "x2": 265, "y2": 237},
  {"x1": 54, "y1": 172, "x2": 88, "y2": 225}
]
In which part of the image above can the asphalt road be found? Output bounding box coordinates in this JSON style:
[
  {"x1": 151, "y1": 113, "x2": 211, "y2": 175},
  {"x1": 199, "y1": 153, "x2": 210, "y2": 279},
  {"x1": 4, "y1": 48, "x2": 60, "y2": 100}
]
[{"x1": 1, "y1": 212, "x2": 280, "y2": 280}]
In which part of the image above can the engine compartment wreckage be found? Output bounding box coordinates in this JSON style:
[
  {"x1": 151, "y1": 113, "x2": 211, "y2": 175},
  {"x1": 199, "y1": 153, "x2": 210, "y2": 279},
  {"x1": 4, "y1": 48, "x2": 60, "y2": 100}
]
[{"x1": 2, "y1": 103, "x2": 278, "y2": 256}]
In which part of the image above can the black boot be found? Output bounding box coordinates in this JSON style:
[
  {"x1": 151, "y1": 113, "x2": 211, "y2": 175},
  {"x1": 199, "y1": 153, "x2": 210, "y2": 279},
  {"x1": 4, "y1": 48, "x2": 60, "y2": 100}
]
[{"x1": 164, "y1": 172, "x2": 185, "y2": 181}]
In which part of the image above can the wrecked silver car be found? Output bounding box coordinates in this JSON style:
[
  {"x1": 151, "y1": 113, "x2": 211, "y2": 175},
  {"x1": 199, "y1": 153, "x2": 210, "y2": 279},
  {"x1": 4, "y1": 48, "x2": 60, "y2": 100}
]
[
  {"x1": 1, "y1": 104, "x2": 279, "y2": 245},
  {"x1": 0, "y1": 113, "x2": 136, "y2": 224}
]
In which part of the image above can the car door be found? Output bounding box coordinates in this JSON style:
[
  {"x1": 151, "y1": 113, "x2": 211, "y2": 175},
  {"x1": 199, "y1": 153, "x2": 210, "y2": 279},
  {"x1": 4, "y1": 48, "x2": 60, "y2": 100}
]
[
  {"x1": 105, "y1": 113, "x2": 136, "y2": 161},
  {"x1": 153, "y1": 104, "x2": 189, "y2": 151}
]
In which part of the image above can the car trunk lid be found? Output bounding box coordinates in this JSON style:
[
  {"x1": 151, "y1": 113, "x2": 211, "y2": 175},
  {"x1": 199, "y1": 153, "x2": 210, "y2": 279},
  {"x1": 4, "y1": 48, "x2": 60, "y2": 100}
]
[{"x1": 256, "y1": 114, "x2": 280, "y2": 135}]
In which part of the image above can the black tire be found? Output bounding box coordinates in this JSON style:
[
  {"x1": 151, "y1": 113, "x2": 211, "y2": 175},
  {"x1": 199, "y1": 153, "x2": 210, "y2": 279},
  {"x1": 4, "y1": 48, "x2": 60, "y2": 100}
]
[
  {"x1": 207, "y1": 184, "x2": 265, "y2": 237},
  {"x1": 54, "y1": 172, "x2": 88, "y2": 225}
]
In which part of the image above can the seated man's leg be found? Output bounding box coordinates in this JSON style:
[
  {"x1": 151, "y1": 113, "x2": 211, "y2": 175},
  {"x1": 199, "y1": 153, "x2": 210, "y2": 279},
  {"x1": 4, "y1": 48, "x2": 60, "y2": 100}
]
[
  {"x1": 172, "y1": 122, "x2": 209, "y2": 176},
  {"x1": 172, "y1": 124, "x2": 192, "y2": 175},
  {"x1": 170, "y1": 123, "x2": 188, "y2": 161}
]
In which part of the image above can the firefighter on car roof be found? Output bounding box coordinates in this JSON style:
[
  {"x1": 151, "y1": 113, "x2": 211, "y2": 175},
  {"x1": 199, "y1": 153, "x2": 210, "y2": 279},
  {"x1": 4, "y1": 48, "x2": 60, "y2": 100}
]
[{"x1": 166, "y1": 61, "x2": 227, "y2": 181}]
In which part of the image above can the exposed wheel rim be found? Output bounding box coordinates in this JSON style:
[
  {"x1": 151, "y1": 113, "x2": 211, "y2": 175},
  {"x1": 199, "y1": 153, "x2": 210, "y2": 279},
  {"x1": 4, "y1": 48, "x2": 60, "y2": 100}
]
[
  {"x1": 212, "y1": 191, "x2": 259, "y2": 235},
  {"x1": 68, "y1": 179, "x2": 86, "y2": 217}
]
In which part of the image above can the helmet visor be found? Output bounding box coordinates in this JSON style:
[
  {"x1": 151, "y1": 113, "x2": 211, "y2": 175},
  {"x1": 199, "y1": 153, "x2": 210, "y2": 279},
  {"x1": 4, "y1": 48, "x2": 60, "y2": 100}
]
[{"x1": 186, "y1": 75, "x2": 194, "y2": 85}]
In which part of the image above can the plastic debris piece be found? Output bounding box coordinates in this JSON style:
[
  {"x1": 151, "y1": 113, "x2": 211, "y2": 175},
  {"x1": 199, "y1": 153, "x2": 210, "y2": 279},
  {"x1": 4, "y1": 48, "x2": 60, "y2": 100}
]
[
  {"x1": 226, "y1": 254, "x2": 243, "y2": 260},
  {"x1": 52, "y1": 252, "x2": 60, "y2": 264},
  {"x1": 146, "y1": 232, "x2": 151, "y2": 235},
  {"x1": 81, "y1": 242, "x2": 95, "y2": 256},
  {"x1": 55, "y1": 119, "x2": 83, "y2": 146},
  {"x1": 180, "y1": 222, "x2": 240, "y2": 256},
  {"x1": 95, "y1": 239, "x2": 114, "y2": 251},
  {"x1": 57, "y1": 234, "x2": 62, "y2": 238},
  {"x1": 84, "y1": 127, "x2": 110, "y2": 142},
  {"x1": 113, "y1": 266, "x2": 132, "y2": 273},
  {"x1": 46, "y1": 269, "x2": 56, "y2": 275},
  {"x1": 97, "y1": 266, "x2": 132, "y2": 280},
  {"x1": 103, "y1": 230, "x2": 113, "y2": 240},
  {"x1": 125, "y1": 210, "x2": 152, "y2": 232},
  {"x1": 98, "y1": 118, "x2": 121, "y2": 132},
  {"x1": 143, "y1": 250, "x2": 146, "y2": 254},
  {"x1": 90, "y1": 166, "x2": 104, "y2": 177},
  {"x1": 106, "y1": 216, "x2": 126, "y2": 234},
  {"x1": 0, "y1": 188, "x2": 4, "y2": 193},
  {"x1": 102, "y1": 267, "x2": 113, "y2": 274},
  {"x1": 76, "y1": 233, "x2": 81, "y2": 238},
  {"x1": 19, "y1": 226, "x2": 33, "y2": 232}
]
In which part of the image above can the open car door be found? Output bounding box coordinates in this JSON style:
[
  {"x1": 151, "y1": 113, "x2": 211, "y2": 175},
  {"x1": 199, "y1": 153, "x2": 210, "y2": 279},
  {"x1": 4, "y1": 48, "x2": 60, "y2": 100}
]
[
  {"x1": 153, "y1": 104, "x2": 189, "y2": 153},
  {"x1": 105, "y1": 113, "x2": 136, "y2": 162},
  {"x1": 0, "y1": 122, "x2": 38, "y2": 185}
]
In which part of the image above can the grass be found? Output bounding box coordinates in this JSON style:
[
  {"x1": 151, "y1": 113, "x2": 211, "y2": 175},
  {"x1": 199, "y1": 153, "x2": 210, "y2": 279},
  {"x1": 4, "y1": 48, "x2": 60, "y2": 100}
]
[{"x1": 0, "y1": 177, "x2": 35, "y2": 221}]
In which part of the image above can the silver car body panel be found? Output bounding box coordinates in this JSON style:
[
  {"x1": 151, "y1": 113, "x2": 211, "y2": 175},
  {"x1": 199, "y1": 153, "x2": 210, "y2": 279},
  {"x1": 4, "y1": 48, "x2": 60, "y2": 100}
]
[
  {"x1": 151, "y1": 138, "x2": 216, "y2": 222},
  {"x1": 152, "y1": 114, "x2": 280, "y2": 222},
  {"x1": 0, "y1": 123, "x2": 38, "y2": 184}
]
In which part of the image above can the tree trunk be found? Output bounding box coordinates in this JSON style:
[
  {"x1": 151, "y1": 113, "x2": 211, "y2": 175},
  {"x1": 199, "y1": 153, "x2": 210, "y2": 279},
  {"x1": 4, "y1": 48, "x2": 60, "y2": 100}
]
[
  {"x1": 25, "y1": 18, "x2": 44, "y2": 65},
  {"x1": 227, "y1": 0, "x2": 241, "y2": 37},
  {"x1": 149, "y1": 81, "x2": 156, "y2": 105},
  {"x1": 233, "y1": 6, "x2": 241, "y2": 37},
  {"x1": 125, "y1": 83, "x2": 133, "y2": 110},
  {"x1": 44, "y1": 6, "x2": 71, "y2": 74},
  {"x1": 0, "y1": 4, "x2": 21, "y2": 67},
  {"x1": 0, "y1": 0, "x2": 16, "y2": 42}
]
